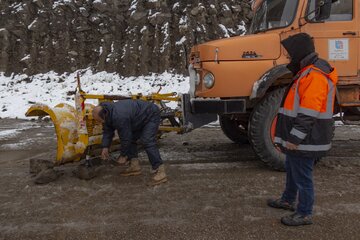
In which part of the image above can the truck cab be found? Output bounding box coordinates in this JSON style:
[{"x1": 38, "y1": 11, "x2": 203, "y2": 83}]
[{"x1": 187, "y1": 0, "x2": 360, "y2": 170}]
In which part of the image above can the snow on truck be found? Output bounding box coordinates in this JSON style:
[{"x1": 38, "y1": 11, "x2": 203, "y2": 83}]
[{"x1": 26, "y1": 0, "x2": 360, "y2": 170}]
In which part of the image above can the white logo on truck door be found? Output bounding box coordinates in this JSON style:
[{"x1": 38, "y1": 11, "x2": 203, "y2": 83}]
[{"x1": 329, "y1": 39, "x2": 349, "y2": 61}]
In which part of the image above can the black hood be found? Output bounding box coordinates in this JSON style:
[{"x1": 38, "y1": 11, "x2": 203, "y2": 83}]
[{"x1": 281, "y1": 33, "x2": 316, "y2": 75}]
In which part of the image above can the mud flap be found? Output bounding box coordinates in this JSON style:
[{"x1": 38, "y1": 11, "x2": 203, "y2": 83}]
[{"x1": 181, "y1": 94, "x2": 218, "y2": 131}]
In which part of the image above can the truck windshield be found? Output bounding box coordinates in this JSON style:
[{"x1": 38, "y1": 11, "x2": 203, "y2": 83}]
[{"x1": 249, "y1": 0, "x2": 299, "y2": 34}]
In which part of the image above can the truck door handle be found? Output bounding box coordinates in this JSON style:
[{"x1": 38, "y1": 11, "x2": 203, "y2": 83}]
[{"x1": 343, "y1": 31, "x2": 356, "y2": 36}]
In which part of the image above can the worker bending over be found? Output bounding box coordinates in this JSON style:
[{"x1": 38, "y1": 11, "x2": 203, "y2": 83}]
[{"x1": 92, "y1": 100, "x2": 167, "y2": 186}]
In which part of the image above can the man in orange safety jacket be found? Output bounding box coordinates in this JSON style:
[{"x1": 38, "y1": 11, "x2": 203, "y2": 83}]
[{"x1": 267, "y1": 33, "x2": 338, "y2": 226}]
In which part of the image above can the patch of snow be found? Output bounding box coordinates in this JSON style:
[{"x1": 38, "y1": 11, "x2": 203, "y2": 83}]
[
  {"x1": 227, "y1": 28, "x2": 236, "y2": 35},
  {"x1": 129, "y1": 0, "x2": 138, "y2": 16},
  {"x1": 205, "y1": 119, "x2": 220, "y2": 128},
  {"x1": 149, "y1": 12, "x2": 161, "y2": 18},
  {"x1": 0, "y1": 70, "x2": 189, "y2": 119},
  {"x1": 222, "y1": 4, "x2": 230, "y2": 11},
  {"x1": 176, "y1": 36, "x2": 187, "y2": 46},
  {"x1": 0, "y1": 141, "x2": 30, "y2": 151},
  {"x1": 160, "y1": 23, "x2": 170, "y2": 53},
  {"x1": 140, "y1": 26, "x2": 147, "y2": 33},
  {"x1": 179, "y1": 16, "x2": 188, "y2": 25},
  {"x1": 177, "y1": 162, "x2": 242, "y2": 171},
  {"x1": 335, "y1": 121, "x2": 344, "y2": 126},
  {"x1": 20, "y1": 55, "x2": 31, "y2": 61},
  {"x1": 121, "y1": 43, "x2": 128, "y2": 59},
  {"x1": 10, "y1": 2, "x2": 24, "y2": 13},
  {"x1": 0, "y1": 123, "x2": 41, "y2": 140},
  {"x1": 250, "y1": 72, "x2": 270, "y2": 99},
  {"x1": 173, "y1": 3, "x2": 180, "y2": 9},
  {"x1": 0, "y1": 129, "x2": 18, "y2": 139},
  {"x1": 53, "y1": 0, "x2": 72, "y2": 9},
  {"x1": 27, "y1": 18, "x2": 38, "y2": 30},
  {"x1": 218, "y1": 24, "x2": 230, "y2": 38},
  {"x1": 238, "y1": 21, "x2": 247, "y2": 36}
]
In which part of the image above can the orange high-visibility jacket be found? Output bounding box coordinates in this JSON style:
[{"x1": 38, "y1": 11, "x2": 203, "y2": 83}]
[{"x1": 275, "y1": 60, "x2": 338, "y2": 158}]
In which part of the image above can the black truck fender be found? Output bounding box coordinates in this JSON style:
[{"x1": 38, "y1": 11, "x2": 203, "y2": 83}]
[{"x1": 250, "y1": 64, "x2": 291, "y2": 100}]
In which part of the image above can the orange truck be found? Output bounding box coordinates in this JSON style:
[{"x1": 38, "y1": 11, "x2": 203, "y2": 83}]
[{"x1": 183, "y1": 0, "x2": 360, "y2": 170}]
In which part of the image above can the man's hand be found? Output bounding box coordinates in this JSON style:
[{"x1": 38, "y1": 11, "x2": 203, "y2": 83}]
[
  {"x1": 286, "y1": 142, "x2": 298, "y2": 150},
  {"x1": 117, "y1": 156, "x2": 128, "y2": 165},
  {"x1": 101, "y1": 148, "x2": 110, "y2": 160}
]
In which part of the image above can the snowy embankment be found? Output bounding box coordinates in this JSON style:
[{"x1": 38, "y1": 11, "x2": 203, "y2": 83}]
[{"x1": 0, "y1": 69, "x2": 189, "y2": 119}]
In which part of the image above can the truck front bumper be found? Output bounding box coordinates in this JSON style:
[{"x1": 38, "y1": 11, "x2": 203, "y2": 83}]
[
  {"x1": 181, "y1": 94, "x2": 246, "y2": 131},
  {"x1": 191, "y1": 98, "x2": 246, "y2": 114}
]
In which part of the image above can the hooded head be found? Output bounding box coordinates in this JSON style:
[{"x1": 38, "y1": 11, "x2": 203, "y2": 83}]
[{"x1": 281, "y1": 33, "x2": 315, "y2": 75}]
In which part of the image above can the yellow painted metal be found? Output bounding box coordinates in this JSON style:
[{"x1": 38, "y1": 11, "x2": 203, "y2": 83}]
[
  {"x1": 25, "y1": 103, "x2": 82, "y2": 165},
  {"x1": 73, "y1": 73, "x2": 90, "y2": 156},
  {"x1": 83, "y1": 94, "x2": 107, "y2": 100},
  {"x1": 83, "y1": 93, "x2": 181, "y2": 102},
  {"x1": 74, "y1": 90, "x2": 88, "y2": 155},
  {"x1": 159, "y1": 126, "x2": 183, "y2": 133},
  {"x1": 85, "y1": 103, "x2": 104, "y2": 146}
]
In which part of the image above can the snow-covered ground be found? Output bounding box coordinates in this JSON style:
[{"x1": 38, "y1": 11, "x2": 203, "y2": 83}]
[{"x1": 0, "y1": 69, "x2": 189, "y2": 119}]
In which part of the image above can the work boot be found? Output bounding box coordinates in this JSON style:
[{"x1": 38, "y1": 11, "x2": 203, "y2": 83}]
[
  {"x1": 281, "y1": 213, "x2": 313, "y2": 226},
  {"x1": 121, "y1": 159, "x2": 141, "y2": 176},
  {"x1": 267, "y1": 198, "x2": 296, "y2": 211},
  {"x1": 148, "y1": 164, "x2": 168, "y2": 186}
]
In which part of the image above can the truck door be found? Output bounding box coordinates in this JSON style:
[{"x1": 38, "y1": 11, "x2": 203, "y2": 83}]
[{"x1": 302, "y1": 0, "x2": 358, "y2": 77}]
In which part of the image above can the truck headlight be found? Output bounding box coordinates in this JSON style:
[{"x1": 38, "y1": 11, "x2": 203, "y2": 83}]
[{"x1": 204, "y1": 72, "x2": 215, "y2": 89}]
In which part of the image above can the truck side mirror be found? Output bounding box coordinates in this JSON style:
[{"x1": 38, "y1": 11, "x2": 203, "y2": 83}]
[{"x1": 314, "y1": 0, "x2": 335, "y2": 21}]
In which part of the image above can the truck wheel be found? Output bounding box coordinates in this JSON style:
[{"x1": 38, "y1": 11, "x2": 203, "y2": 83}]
[
  {"x1": 249, "y1": 88, "x2": 286, "y2": 171},
  {"x1": 219, "y1": 115, "x2": 249, "y2": 144}
]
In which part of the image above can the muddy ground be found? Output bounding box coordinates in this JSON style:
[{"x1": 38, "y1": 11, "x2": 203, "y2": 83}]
[{"x1": 0, "y1": 119, "x2": 360, "y2": 240}]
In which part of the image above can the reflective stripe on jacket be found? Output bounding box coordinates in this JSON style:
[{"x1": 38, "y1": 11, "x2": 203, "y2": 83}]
[{"x1": 274, "y1": 61, "x2": 338, "y2": 158}]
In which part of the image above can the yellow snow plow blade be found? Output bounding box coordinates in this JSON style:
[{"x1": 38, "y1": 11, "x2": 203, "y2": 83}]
[
  {"x1": 25, "y1": 103, "x2": 104, "y2": 165},
  {"x1": 26, "y1": 103, "x2": 81, "y2": 164}
]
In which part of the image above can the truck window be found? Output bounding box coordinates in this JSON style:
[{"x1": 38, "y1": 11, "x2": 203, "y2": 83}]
[
  {"x1": 249, "y1": 0, "x2": 299, "y2": 34},
  {"x1": 307, "y1": 0, "x2": 353, "y2": 22}
]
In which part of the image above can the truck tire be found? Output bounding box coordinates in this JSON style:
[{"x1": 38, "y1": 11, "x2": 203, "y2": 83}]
[
  {"x1": 219, "y1": 115, "x2": 249, "y2": 144},
  {"x1": 249, "y1": 88, "x2": 286, "y2": 171}
]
